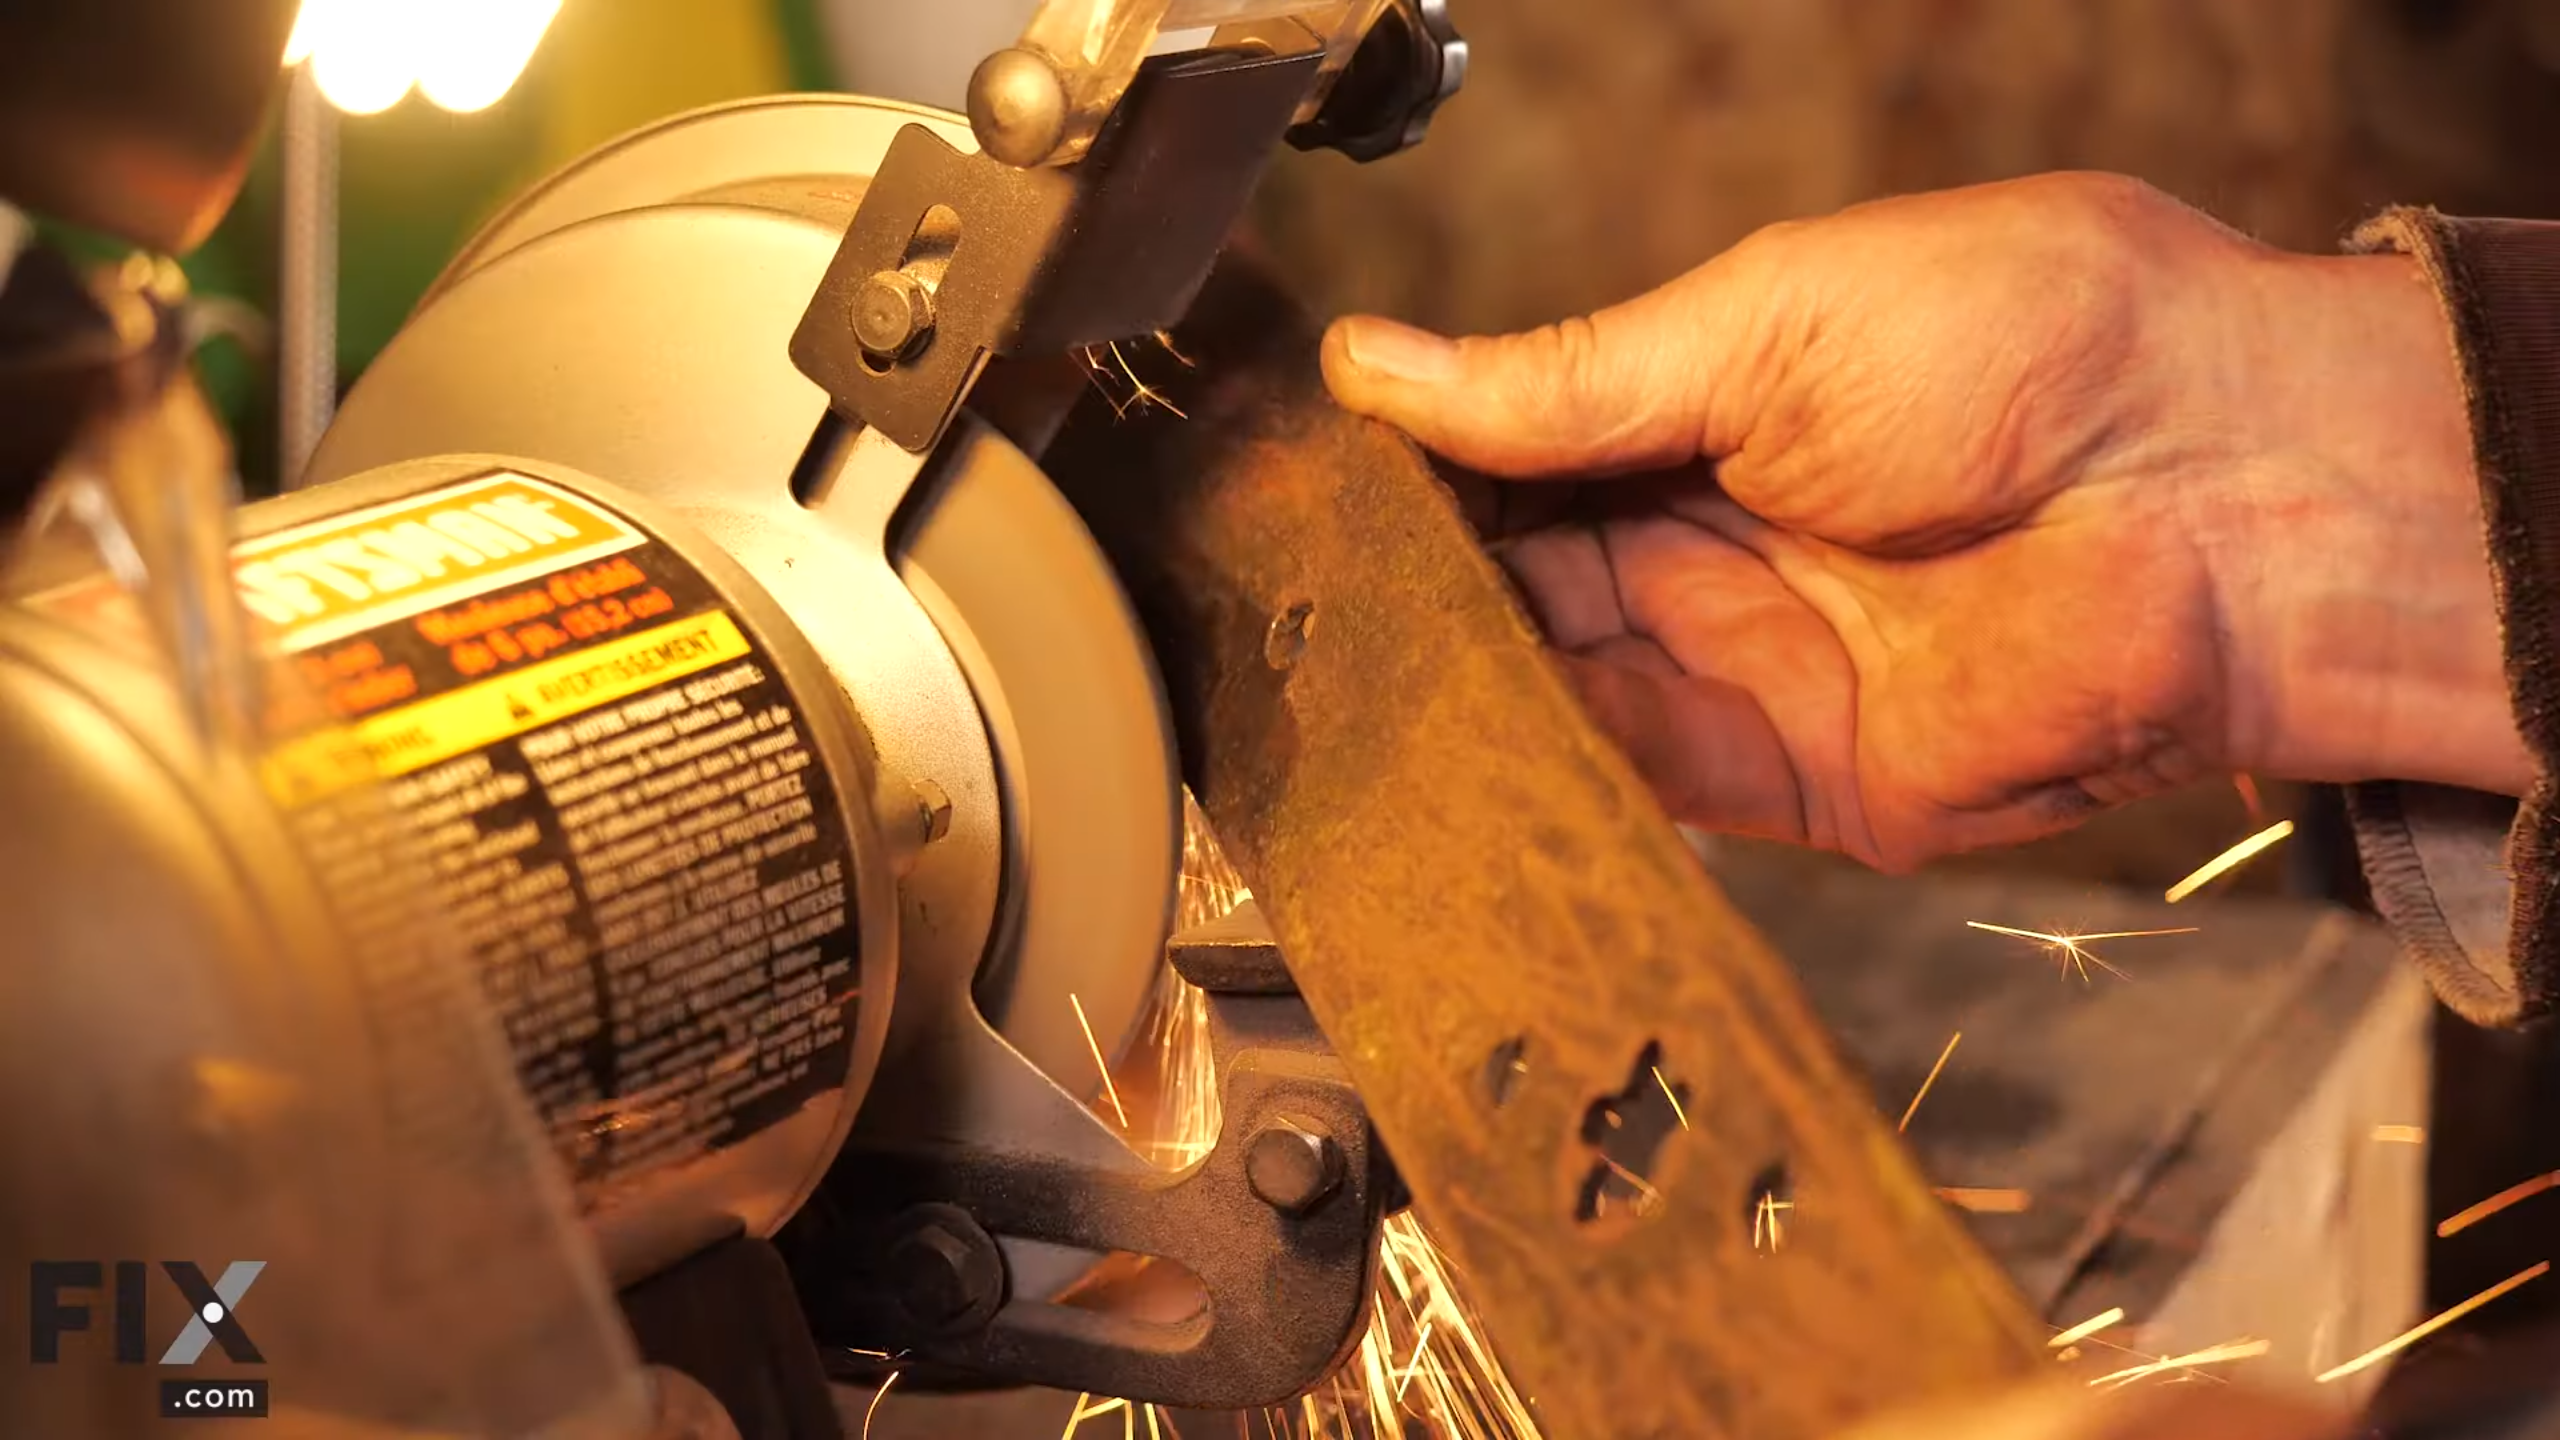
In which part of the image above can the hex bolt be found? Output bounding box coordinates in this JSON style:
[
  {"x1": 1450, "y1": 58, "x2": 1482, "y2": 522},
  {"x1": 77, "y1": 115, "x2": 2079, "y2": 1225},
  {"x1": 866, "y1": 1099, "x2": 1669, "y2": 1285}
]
[
  {"x1": 852, "y1": 270, "x2": 935, "y2": 360},
  {"x1": 879, "y1": 1210, "x2": 1004, "y2": 1336},
  {"x1": 886, "y1": 1226, "x2": 973, "y2": 1325},
  {"x1": 1246, "y1": 1116, "x2": 1344, "y2": 1214},
  {"x1": 912, "y1": 777, "x2": 952, "y2": 845}
]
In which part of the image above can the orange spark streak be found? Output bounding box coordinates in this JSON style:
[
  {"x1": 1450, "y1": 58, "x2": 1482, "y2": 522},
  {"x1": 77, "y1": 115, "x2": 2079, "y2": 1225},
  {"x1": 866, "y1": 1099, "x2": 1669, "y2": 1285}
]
[
  {"x1": 1063, "y1": 1393, "x2": 1134, "y2": 1440},
  {"x1": 1069, "y1": 993, "x2": 1130, "y2": 1130},
  {"x1": 1108, "y1": 339, "x2": 1188, "y2": 420},
  {"x1": 2438, "y1": 1171, "x2": 2560, "y2": 1237},
  {"x1": 2166, "y1": 820, "x2": 2295, "y2": 903},
  {"x1": 861, "y1": 1370, "x2": 900, "y2": 1440},
  {"x1": 1935, "y1": 1187, "x2": 2031, "y2": 1214},
  {"x1": 1651, "y1": 1066, "x2": 1689, "y2": 1130},
  {"x1": 1752, "y1": 1190, "x2": 1794, "y2": 1252},
  {"x1": 2050, "y1": 1306, "x2": 2126, "y2": 1349},
  {"x1": 2234, "y1": 774, "x2": 2265, "y2": 823},
  {"x1": 1603, "y1": 1157, "x2": 1664, "y2": 1215},
  {"x1": 1965, "y1": 921, "x2": 2195, "y2": 983},
  {"x1": 2316, "y1": 1262, "x2": 2551, "y2": 1383},
  {"x1": 2089, "y1": 1337, "x2": 2269, "y2": 1388},
  {"x1": 1393, "y1": 1319, "x2": 1437, "y2": 1402},
  {"x1": 1900, "y1": 1031, "x2": 1962, "y2": 1133},
  {"x1": 2373, "y1": 1124, "x2": 2427, "y2": 1145}
]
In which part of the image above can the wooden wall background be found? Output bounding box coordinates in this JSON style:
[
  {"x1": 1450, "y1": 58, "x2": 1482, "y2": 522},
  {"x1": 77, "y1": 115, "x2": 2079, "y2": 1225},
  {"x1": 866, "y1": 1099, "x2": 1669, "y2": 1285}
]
[{"x1": 1255, "y1": 0, "x2": 2560, "y2": 336}]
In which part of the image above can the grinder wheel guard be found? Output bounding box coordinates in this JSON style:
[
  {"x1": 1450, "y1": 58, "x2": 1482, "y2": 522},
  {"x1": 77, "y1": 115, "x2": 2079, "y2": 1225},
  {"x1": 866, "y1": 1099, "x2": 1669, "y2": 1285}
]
[{"x1": 306, "y1": 97, "x2": 1185, "y2": 1301}]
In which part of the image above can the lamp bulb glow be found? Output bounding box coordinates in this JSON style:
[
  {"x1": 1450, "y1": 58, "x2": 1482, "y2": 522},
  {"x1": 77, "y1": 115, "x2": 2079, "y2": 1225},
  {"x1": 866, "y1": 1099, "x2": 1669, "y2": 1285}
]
[{"x1": 285, "y1": 0, "x2": 562, "y2": 115}]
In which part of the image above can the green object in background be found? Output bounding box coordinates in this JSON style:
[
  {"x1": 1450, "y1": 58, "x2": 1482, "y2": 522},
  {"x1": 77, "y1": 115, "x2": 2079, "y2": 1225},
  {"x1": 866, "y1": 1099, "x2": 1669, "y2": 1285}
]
[{"x1": 183, "y1": 0, "x2": 835, "y2": 495}]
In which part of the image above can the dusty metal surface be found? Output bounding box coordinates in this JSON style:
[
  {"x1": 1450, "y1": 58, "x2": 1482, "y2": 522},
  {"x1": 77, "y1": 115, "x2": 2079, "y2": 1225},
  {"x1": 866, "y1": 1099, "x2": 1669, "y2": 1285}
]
[{"x1": 1045, "y1": 265, "x2": 2044, "y2": 1439}]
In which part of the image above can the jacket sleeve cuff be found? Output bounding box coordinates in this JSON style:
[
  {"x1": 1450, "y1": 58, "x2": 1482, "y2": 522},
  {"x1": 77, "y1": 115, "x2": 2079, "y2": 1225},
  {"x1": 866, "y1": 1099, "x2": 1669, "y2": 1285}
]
[
  {"x1": 2347, "y1": 781, "x2": 2521, "y2": 1024},
  {"x1": 2346, "y1": 209, "x2": 2560, "y2": 1027}
]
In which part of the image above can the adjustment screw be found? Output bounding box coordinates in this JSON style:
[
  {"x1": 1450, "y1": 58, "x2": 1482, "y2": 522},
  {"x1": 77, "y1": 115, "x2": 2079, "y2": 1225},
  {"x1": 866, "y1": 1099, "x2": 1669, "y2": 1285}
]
[
  {"x1": 1246, "y1": 1116, "x2": 1344, "y2": 1214},
  {"x1": 852, "y1": 270, "x2": 935, "y2": 360}
]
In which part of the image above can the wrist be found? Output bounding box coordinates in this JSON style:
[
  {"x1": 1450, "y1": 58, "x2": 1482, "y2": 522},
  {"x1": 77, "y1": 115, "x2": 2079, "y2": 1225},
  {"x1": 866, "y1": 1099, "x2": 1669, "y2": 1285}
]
[{"x1": 2200, "y1": 250, "x2": 2532, "y2": 795}]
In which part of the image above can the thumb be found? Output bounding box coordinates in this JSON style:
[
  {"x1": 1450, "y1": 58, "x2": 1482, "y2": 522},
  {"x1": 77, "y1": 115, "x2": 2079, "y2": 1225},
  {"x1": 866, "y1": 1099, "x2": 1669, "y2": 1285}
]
[{"x1": 1319, "y1": 274, "x2": 1729, "y2": 479}]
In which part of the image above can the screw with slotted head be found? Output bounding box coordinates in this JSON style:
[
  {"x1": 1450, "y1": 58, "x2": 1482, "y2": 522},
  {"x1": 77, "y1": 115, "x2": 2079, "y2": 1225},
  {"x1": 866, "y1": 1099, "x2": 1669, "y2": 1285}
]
[
  {"x1": 1246, "y1": 1116, "x2": 1343, "y2": 1214},
  {"x1": 852, "y1": 270, "x2": 934, "y2": 360}
]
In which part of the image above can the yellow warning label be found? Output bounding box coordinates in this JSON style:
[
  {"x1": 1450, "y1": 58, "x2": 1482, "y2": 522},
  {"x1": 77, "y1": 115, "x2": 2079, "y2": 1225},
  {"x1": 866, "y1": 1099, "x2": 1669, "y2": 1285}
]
[
  {"x1": 235, "y1": 472, "x2": 643, "y2": 652},
  {"x1": 265, "y1": 611, "x2": 750, "y2": 800}
]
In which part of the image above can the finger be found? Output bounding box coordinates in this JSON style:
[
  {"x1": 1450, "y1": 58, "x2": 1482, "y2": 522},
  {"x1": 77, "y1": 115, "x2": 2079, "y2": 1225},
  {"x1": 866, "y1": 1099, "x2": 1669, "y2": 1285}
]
[
  {"x1": 1320, "y1": 266, "x2": 1746, "y2": 480},
  {"x1": 1551, "y1": 650, "x2": 1808, "y2": 845},
  {"x1": 1592, "y1": 512, "x2": 1870, "y2": 857},
  {"x1": 1444, "y1": 466, "x2": 1593, "y2": 543},
  {"x1": 1579, "y1": 632, "x2": 1686, "y2": 681},
  {"x1": 1496, "y1": 524, "x2": 1623, "y2": 649}
]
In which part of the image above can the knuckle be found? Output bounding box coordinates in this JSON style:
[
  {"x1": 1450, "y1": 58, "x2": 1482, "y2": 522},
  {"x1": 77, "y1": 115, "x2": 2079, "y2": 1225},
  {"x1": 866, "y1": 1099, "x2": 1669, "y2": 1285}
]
[{"x1": 1488, "y1": 314, "x2": 1608, "y2": 419}]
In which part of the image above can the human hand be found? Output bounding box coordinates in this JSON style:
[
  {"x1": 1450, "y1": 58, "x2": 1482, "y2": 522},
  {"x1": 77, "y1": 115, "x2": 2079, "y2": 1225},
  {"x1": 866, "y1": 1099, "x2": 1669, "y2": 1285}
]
[{"x1": 1322, "y1": 173, "x2": 2527, "y2": 870}]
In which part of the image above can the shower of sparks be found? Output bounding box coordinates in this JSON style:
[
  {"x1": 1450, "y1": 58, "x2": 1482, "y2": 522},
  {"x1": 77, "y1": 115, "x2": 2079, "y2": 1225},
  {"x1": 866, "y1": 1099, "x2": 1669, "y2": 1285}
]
[
  {"x1": 2437, "y1": 1170, "x2": 2560, "y2": 1237},
  {"x1": 2315, "y1": 1262, "x2": 2551, "y2": 1384},
  {"x1": 1899, "y1": 1031, "x2": 1962, "y2": 1133},
  {"x1": 1128, "y1": 791, "x2": 1251, "y2": 1170},
  {"x1": 1281, "y1": 1211, "x2": 1544, "y2": 1438},
  {"x1": 2373, "y1": 1124, "x2": 2427, "y2": 1145},
  {"x1": 1934, "y1": 1187, "x2": 2031, "y2": 1214},
  {"x1": 1078, "y1": 338, "x2": 1190, "y2": 421},
  {"x1": 1151, "y1": 796, "x2": 1542, "y2": 1440},
  {"x1": 2050, "y1": 1307, "x2": 2127, "y2": 1349},
  {"x1": 1752, "y1": 1190, "x2": 1794, "y2": 1252},
  {"x1": 1965, "y1": 920, "x2": 2196, "y2": 983},
  {"x1": 2165, "y1": 820, "x2": 2296, "y2": 903},
  {"x1": 2088, "y1": 1337, "x2": 2270, "y2": 1388},
  {"x1": 1652, "y1": 1066, "x2": 1690, "y2": 1130},
  {"x1": 860, "y1": 1370, "x2": 901, "y2": 1440},
  {"x1": 1069, "y1": 992, "x2": 1131, "y2": 1130}
]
